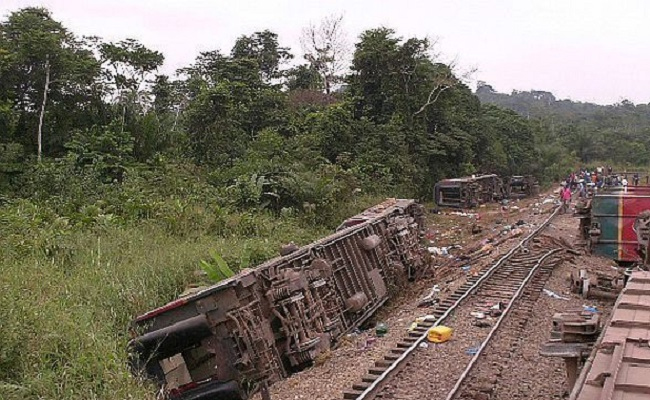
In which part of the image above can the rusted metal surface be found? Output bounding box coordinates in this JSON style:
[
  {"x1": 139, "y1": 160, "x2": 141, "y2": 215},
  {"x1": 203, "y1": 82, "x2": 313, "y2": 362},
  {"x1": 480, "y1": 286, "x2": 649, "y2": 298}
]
[
  {"x1": 128, "y1": 199, "x2": 427, "y2": 400},
  {"x1": 570, "y1": 268, "x2": 626, "y2": 300},
  {"x1": 571, "y1": 271, "x2": 650, "y2": 400},
  {"x1": 541, "y1": 303, "x2": 602, "y2": 390}
]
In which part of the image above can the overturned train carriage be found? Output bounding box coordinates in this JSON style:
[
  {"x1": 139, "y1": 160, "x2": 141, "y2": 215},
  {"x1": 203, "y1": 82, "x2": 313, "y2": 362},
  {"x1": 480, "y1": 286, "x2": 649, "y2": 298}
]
[
  {"x1": 434, "y1": 174, "x2": 504, "y2": 208},
  {"x1": 504, "y1": 175, "x2": 539, "y2": 199},
  {"x1": 434, "y1": 174, "x2": 539, "y2": 208},
  {"x1": 128, "y1": 199, "x2": 427, "y2": 400}
]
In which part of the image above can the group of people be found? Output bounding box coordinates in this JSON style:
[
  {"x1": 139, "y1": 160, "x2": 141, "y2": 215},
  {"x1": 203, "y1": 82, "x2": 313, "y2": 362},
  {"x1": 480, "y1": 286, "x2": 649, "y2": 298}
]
[
  {"x1": 560, "y1": 167, "x2": 648, "y2": 213},
  {"x1": 564, "y1": 167, "x2": 646, "y2": 197}
]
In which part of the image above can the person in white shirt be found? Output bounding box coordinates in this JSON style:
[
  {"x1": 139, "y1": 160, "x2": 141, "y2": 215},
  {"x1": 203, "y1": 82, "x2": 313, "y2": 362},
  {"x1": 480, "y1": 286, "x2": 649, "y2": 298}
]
[{"x1": 622, "y1": 177, "x2": 629, "y2": 193}]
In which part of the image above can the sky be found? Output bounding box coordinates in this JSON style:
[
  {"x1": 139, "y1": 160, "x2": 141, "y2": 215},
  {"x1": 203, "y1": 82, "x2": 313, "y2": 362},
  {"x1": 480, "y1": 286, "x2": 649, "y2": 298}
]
[{"x1": 2, "y1": 0, "x2": 649, "y2": 105}]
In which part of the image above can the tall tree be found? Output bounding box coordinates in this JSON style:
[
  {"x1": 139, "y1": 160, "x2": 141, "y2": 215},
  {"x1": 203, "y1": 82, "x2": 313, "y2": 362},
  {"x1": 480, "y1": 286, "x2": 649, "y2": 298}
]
[
  {"x1": 231, "y1": 30, "x2": 293, "y2": 82},
  {"x1": 0, "y1": 7, "x2": 101, "y2": 159},
  {"x1": 286, "y1": 64, "x2": 323, "y2": 91},
  {"x1": 99, "y1": 38, "x2": 164, "y2": 132},
  {"x1": 181, "y1": 50, "x2": 288, "y2": 165},
  {"x1": 301, "y1": 14, "x2": 349, "y2": 94}
]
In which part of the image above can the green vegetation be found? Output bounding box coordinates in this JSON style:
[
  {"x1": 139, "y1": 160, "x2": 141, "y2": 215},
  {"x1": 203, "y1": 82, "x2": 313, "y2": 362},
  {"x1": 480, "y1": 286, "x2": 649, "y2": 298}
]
[
  {"x1": 0, "y1": 164, "x2": 385, "y2": 400},
  {"x1": 476, "y1": 84, "x2": 650, "y2": 169},
  {"x1": 0, "y1": 6, "x2": 644, "y2": 400}
]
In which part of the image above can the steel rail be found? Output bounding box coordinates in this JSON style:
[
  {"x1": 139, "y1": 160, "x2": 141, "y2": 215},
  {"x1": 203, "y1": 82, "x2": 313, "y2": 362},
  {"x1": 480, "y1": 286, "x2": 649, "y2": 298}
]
[
  {"x1": 443, "y1": 247, "x2": 563, "y2": 400},
  {"x1": 353, "y1": 207, "x2": 560, "y2": 400}
]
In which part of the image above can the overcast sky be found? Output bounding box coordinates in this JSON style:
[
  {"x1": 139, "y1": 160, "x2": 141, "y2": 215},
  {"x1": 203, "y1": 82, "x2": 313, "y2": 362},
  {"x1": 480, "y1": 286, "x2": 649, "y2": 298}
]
[{"x1": 2, "y1": 0, "x2": 648, "y2": 105}]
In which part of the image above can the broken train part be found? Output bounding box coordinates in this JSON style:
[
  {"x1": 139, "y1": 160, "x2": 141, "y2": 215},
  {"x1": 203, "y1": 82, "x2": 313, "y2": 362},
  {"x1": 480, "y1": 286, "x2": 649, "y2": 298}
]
[
  {"x1": 540, "y1": 307, "x2": 601, "y2": 390},
  {"x1": 342, "y1": 205, "x2": 567, "y2": 400},
  {"x1": 570, "y1": 268, "x2": 626, "y2": 300},
  {"x1": 128, "y1": 199, "x2": 428, "y2": 400}
]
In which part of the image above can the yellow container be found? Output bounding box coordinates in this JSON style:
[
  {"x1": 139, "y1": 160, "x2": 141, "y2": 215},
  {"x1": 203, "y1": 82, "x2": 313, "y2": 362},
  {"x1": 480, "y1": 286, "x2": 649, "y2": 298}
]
[{"x1": 427, "y1": 326, "x2": 453, "y2": 343}]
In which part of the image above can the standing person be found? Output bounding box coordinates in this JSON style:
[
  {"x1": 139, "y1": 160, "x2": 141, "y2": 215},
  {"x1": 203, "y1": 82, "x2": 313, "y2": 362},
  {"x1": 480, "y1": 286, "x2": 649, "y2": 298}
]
[
  {"x1": 622, "y1": 176, "x2": 629, "y2": 193},
  {"x1": 634, "y1": 173, "x2": 640, "y2": 186},
  {"x1": 561, "y1": 185, "x2": 572, "y2": 214},
  {"x1": 570, "y1": 172, "x2": 576, "y2": 190}
]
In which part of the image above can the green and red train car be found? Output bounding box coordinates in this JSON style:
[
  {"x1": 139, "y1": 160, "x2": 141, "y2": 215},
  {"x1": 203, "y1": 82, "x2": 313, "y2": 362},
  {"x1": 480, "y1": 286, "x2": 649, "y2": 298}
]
[{"x1": 588, "y1": 191, "x2": 650, "y2": 264}]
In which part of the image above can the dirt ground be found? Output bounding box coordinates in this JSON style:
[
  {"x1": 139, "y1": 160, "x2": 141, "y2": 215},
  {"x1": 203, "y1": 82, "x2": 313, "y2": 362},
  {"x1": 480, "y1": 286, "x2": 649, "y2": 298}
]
[{"x1": 253, "y1": 193, "x2": 620, "y2": 400}]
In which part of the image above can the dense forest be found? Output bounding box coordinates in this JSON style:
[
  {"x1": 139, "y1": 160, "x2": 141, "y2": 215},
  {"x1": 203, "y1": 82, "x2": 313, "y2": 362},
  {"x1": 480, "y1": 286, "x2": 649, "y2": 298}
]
[
  {"x1": 0, "y1": 8, "x2": 560, "y2": 203},
  {"x1": 476, "y1": 83, "x2": 650, "y2": 166},
  {"x1": 0, "y1": 7, "x2": 645, "y2": 400}
]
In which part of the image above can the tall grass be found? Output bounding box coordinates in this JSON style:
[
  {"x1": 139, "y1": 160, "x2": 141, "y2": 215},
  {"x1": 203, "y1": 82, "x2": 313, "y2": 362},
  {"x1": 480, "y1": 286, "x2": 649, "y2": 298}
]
[{"x1": 0, "y1": 194, "x2": 383, "y2": 399}]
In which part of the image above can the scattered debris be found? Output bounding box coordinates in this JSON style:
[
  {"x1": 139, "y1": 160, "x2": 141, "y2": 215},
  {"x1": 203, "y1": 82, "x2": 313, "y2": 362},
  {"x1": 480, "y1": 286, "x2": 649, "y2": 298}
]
[
  {"x1": 427, "y1": 325, "x2": 453, "y2": 343},
  {"x1": 570, "y1": 268, "x2": 625, "y2": 299},
  {"x1": 543, "y1": 288, "x2": 569, "y2": 300},
  {"x1": 418, "y1": 285, "x2": 441, "y2": 307},
  {"x1": 375, "y1": 322, "x2": 388, "y2": 337},
  {"x1": 582, "y1": 305, "x2": 598, "y2": 313},
  {"x1": 489, "y1": 303, "x2": 504, "y2": 317},
  {"x1": 474, "y1": 319, "x2": 492, "y2": 328}
]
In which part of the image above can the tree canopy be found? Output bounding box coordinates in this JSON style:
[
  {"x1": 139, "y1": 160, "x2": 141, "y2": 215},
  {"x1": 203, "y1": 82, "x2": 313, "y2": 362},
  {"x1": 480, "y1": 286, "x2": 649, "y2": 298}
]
[
  {"x1": 1, "y1": 7, "x2": 632, "y2": 203},
  {"x1": 476, "y1": 83, "x2": 650, "y2": 167}
]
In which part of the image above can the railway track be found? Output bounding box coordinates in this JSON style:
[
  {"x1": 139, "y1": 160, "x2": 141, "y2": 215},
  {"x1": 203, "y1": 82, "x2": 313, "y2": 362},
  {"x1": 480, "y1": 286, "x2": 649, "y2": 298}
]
[{"x1": 343, "y1": 207, "x2": 572, "y2": 400}]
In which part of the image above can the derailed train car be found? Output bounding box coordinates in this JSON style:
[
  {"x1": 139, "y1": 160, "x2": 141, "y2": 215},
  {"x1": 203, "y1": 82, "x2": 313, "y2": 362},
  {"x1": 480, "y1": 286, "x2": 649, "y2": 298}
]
[
  {"x1": 128, "y1": 199, "x2": 427, "y2": 400},
  {"x1": 433, "y1": 174, "x2": 504, "y2": 208},
  {"x1": 503, "y1": 175, "x2": 540, "y2": 199},
  {"x1": 434, "y1": 174, "x2": 539, "y2": 208},
  {"x1": 584, "y1": 191, "x2": 650, "y2": 264}
]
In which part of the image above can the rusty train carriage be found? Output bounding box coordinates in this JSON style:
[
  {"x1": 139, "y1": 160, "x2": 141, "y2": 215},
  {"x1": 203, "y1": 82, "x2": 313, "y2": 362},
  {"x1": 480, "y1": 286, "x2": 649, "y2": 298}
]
[{"x1": 129, "y1": 199, "x2": 427, "y2": 400}]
